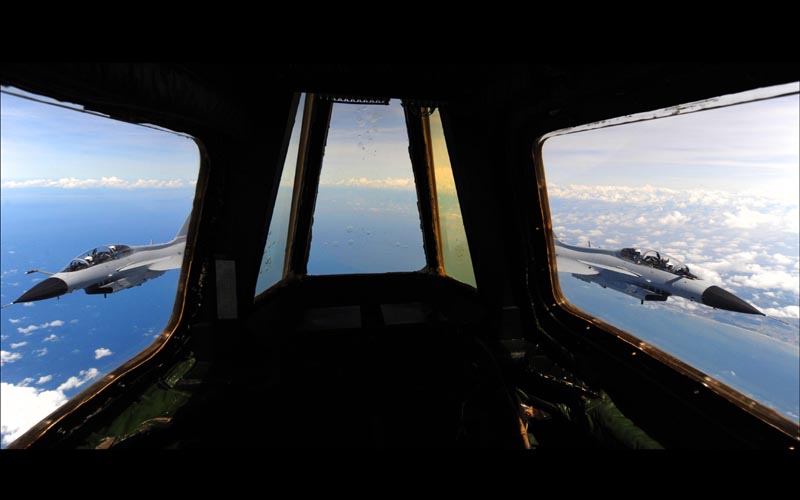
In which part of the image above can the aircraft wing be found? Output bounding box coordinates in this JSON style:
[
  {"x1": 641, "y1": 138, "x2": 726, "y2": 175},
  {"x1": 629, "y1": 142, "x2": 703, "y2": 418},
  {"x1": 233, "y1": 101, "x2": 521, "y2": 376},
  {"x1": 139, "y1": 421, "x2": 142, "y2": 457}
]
[
  {"x1": 556, "y1": 256, "x2": 599, "y2": 275},
  {"x1": 117, "y1": 254, "x2": 183, "y2": 273},
  {"x1": 556, "y1": 256, "x2": 641, "y2": 278},
  {"x1": 572, "y1": 272, "x2": 670, "y2": 303}
]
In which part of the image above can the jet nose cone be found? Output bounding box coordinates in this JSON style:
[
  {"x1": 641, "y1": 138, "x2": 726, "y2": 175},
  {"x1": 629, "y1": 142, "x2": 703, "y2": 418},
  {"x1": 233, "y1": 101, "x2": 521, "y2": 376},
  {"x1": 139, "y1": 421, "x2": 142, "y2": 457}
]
[
  {"x1": 14, "y1": 277, "x2": 68, "y2": 303},
  {"x1": 701, "y1": 285, "x2": 764, "y2": 315}
]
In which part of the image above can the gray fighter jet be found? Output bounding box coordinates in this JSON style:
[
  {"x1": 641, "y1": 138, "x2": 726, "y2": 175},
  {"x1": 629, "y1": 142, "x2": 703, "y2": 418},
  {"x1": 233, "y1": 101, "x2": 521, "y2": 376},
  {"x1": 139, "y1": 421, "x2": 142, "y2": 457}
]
[
  {"x1": 555, "y1": 239, "x2": 764, "y2": 315},
  {"x1": 12, "y1": 217, "x2": 189, "y2": 304}
]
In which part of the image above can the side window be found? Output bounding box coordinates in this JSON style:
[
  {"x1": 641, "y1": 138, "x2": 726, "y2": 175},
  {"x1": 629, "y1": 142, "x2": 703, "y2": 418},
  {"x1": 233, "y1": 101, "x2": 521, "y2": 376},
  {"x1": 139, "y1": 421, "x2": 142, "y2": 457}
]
[
  {"x1": 255, "y1": 93, "x2": 306, "y2": 294},
  {"x1": 307, "y1": 100, "x2": 426, "y2": 274},
  {"x1": 0, "y1": 88, "x2": 199, "y2": 446},
  {"x1": 424, "y1": 109, "x2": 476, "y2": 287},
  {"x1": 539, "y1": 83, "x2": 799, "y2": 425}
]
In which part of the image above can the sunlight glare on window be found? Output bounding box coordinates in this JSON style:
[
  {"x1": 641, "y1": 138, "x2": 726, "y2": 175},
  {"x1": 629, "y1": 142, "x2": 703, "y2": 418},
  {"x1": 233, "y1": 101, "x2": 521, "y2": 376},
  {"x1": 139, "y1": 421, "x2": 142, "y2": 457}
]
[
  {"x1": 426, "y1": 109, "x2": 476, "y2": 287},
  {"x1": 255, "y1": 94, "x2": 306, "y2": 294}
]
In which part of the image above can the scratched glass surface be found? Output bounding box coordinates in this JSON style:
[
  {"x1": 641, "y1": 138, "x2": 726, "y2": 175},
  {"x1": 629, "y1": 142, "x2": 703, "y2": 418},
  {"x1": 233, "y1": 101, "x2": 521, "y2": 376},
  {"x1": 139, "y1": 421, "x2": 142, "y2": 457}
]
[
  {"x1": 256, "y1": 94, "x2": 306, "y2": 295},
  {"x1": 307, "y1": 100, "x2": 426, "y2": 275}
]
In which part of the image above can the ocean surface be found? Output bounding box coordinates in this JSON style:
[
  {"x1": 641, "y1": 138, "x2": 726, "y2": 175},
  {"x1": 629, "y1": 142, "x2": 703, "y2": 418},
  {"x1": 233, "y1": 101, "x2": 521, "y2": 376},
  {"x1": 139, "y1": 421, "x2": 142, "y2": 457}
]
[
  {"x1": 560, "y1": 276, "x2": 800, "y2": 423},
  {"x1": 1, "y1": 188, "x2": 192, "y2": 446}
]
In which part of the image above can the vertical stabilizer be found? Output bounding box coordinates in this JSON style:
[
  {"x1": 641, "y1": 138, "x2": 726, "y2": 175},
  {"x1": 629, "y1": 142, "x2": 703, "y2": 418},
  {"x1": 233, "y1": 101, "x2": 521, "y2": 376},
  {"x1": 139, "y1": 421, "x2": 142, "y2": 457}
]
[{"x1": 176, "y1": 215, "x2": 191, "y2": 239}]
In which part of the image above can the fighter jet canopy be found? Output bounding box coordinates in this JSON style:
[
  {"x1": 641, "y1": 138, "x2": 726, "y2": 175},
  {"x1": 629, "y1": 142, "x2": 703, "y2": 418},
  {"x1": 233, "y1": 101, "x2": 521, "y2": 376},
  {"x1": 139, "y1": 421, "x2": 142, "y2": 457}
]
[
  {"x1": 61, "y1": 245, "x2": 131, "y2": 272},
  {"x1": 619, "y1": 247, "x2": 696, "y2": 278}
]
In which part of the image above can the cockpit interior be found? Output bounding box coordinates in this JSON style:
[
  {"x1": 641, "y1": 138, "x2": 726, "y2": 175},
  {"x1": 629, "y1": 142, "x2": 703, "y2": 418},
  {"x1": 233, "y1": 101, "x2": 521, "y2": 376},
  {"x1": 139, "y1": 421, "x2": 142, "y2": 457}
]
[
  {"x1": 619, "y1": 248, "x2": 697, "y2": 278},
  {"x1": 2, "y1": 64, "x2": 797, "y2": 450},
  {"x1": 62, "y1": 245, "x2": 131, "y2": 272}
]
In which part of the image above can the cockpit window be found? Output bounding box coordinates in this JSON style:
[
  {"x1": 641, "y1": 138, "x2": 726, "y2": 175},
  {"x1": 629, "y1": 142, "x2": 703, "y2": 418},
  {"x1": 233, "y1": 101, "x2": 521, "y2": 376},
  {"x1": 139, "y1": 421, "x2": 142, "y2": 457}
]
[
  {"x1": 61, "y1": 245, "x2": 132, "y2": 272},
  {"x1": 423, "y1": 108, "x2": 476, "y2": 287},
  {"x1": 255, "y1": 94, "x2": 306, "y2": 295},
  {"x1": 0, "y1": 87, "x2": 198, "y2": 447},
  {"x1": 307, "y1": 99, "x2": 425, "y2": 275},
  {"x1": 539, "y1": 82, "x2": 800, "y2": 427},
  {"x1": 619, "y1": 248, "x2": 696, "y2": 279}
]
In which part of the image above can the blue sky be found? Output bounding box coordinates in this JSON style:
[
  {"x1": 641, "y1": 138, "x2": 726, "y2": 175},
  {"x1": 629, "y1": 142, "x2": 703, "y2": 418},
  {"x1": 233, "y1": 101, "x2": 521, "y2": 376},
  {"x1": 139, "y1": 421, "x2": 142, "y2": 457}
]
[
  {"x1": 543, "y1": 84, "x2": 800, "y2": 204},
  {"x1": 317, "y1": 99, "x2": 415, "y2": 188},
  {"x1": 1, "y1": 90, "x2": 199, "y2": 186}
]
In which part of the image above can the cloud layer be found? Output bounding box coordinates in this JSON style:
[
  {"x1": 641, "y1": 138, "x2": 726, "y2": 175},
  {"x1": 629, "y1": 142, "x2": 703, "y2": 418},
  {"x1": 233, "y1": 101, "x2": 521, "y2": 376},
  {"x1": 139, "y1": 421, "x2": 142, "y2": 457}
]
[
  {"x1": 1, "y1": 177, "x2": 195, "y2": 190},
  {"x1": 1, "y1": 367, "x2": 100, "y2": 446},
  {"x1": 320, "y1": 177, "x2": 415, "y2": 190},
  {"x1": 549, "y1": 183, "x2": 800, "y2": 327}
]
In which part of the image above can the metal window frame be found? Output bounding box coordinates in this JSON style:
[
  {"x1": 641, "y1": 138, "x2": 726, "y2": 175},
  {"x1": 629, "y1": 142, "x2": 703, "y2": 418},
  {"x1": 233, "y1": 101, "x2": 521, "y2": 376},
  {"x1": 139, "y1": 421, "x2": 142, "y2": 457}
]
[{"x1": 532, "y1": 84, "x2": 800, "y2": 441}]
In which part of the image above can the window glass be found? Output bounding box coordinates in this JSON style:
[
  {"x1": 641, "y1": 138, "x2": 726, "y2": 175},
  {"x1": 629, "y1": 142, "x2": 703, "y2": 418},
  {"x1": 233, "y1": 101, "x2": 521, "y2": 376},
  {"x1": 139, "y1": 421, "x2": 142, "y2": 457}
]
[
  {"x1": 0, "y1": 88, "x2": 199, "y2": 446},
  {"x1": 255, "y1": 94, "x2": 306, "y2": 294},
  {"x1": 307, "y1": 100, "x2": 425, "y2": 274},
  {"x1": 541, "y1": 83, "x2": 799, "y2": 424},
  {"x1": 426, "y1": 109, "x2": 476, "y2": 287}
]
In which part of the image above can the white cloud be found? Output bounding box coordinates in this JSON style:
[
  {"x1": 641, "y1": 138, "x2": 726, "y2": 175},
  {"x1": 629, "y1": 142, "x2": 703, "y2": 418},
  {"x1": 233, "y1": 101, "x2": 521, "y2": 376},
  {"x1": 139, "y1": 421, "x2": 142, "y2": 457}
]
[
  {"x1": 34, "y1": 348, "x2": 47, "y2": 357},
  {"x1": 56, "y1": 368, "x2": 100, "y2": 392},
  {"x1": 722, "y1": 207, "x2": 774, "y2": 230},
  {"x1": 658, "y1": 210, "x2": 690, "y2": 225},
  {"x1": 763, "y1": 306, "x2": 800, "y2": 319},
  {"x1": 10, "y1": 342, "x2": 27, "y2": 349},
  {"x1": 8, "y1": 318, "x2": 22, "y2": 324},
  {"x1": 548, "y1": 184, "x2": 798, "y2": 234},
  {"x1": 1, "y1": 350, "x2": 22, "y2": 365},
  {"x1": 1, "y1": 382, "x2": 68, "y2": 446},
  {"x1": 729, "y1": 270, "x2": 800, "y2": 296},
  {"x1": 17, "y1": 319, "x2": 64, "y2": 335},
  {"x1": 773, "y1": 254, "x2": 794, "y2": 266},
  {"x1": 0, "y1": 177, "x2": 191, "y2": 190},
  {"x1": 22, "y1": 302, "x2": 34, "y2": 307},
  {"x1": 42, "y1": 334, "x2": 58, "y2": 342},
  {"x1": 0, "y1": 367, "x2": 100, "y2": 444},
  {"x1": 94, "y1": 348, "x2": 112, "y2": 360},
  {"x1": 321, "y1": 177, "x2": 415, "y2": 190},
  {"x1": 668, "y1": 297, "x2": 701, "y2": 313}
]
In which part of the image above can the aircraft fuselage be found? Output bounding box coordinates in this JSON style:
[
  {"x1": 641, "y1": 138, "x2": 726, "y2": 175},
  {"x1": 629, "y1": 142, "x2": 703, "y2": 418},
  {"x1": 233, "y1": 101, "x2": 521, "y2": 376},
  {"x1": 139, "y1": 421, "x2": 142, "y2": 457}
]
[
  {"x1": 14, "y1": 237, "x2": 186, "y2": 304},
  {"x1": 554, "y1": 240, "x2": 763, "y2": 315}
]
